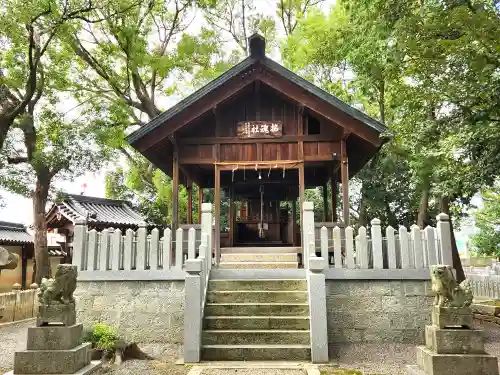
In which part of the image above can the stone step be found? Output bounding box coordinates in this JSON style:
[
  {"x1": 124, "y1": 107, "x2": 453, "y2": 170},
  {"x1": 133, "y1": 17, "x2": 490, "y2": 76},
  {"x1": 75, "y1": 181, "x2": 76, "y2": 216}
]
[
  {"x1": 205, "y1": 303, "x2": 309, "y2": 316},
  {"x1": 202, "y1": 330, "x2": 311, "y2": 345},
  {"x1": 221, "y1": 247, "x2": 302, "y2": 254},
  {"x1": 218, "y1": 261, "x2": 299, "y2": 269},
  {"x1": 206, "y1": 291, "x2": 308, "y2": 303},
  {"x1": 203, "y1": 316, "x2": 310, "y2": 330},
  {"x1": 202, "y1": 344, "x2": 311, "y2": 361},
  {"x1": 220, "y1": 253, "x2": 298, "y2": 262},
  {"x1": 208, "y1": 279, "x2": 307, "y2": 291}
]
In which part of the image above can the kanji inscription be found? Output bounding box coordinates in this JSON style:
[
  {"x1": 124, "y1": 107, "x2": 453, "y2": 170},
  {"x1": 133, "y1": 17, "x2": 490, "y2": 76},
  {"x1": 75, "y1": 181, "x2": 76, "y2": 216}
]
[{"x1": 237, "y1": 121, "x2": 282, "y2": 139}]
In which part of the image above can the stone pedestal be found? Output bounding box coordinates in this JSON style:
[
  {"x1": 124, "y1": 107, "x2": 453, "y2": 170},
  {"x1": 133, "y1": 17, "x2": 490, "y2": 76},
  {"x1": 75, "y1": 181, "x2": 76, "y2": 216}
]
[
  {"x1": 3, "y1": 263, "x2": 101, "y2": 375},
  {"x1": 4, "y1": 322, "x2": 101, "y2": 375},
  {"x1": 407, "y1": 307, "x2": 499, "y2": 375}
]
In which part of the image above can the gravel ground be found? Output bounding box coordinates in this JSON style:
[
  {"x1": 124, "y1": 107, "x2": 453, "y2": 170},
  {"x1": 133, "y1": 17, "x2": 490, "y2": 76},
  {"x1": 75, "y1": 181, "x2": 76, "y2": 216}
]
[
  {"x1": 2, "y1": 319, "x2": 500, "y2": 375},
  {"x1": 0, "y1": 319, "x2": 34, "y2": 373}
]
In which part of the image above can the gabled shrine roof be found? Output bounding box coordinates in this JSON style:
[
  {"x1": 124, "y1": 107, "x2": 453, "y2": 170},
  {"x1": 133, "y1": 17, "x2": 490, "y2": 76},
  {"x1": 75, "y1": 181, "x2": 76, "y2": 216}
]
[{"x1": 126, "y1": 34, "x2": 387, "y2": 147}]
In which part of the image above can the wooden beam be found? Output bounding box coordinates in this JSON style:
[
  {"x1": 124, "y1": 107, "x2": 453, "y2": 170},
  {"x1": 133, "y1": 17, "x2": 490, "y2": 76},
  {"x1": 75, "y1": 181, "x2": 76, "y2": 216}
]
[
  {"x1": 198, "y1": 186, "x2": 204, "y2": 224},
  {"x1": 178, "y1": 135, "x2": 339, "y2": 145},
  {"x1": 187, "y1": 179, "x2": 193, "y2": 224},
  {"x1": 340, "y1": 138, "x2": 349, "y2": 225},
  {"x1": 214, "y1": 165, "x2": 221, "y2": 265},
  {"x1": 21, "y1": 245, "x2": 27, "y2": 289},
  {"x1": 135, "y1": 69, "x2": 263, "y2": 152},
  {"x1": 331, "y1": 172, "x2": 338, "y2": 222},
  {"x1": 228, "y1": 186, "x2": 234, "y2": 246},
  {"x1": 172, "y1": 148, "x2": 179, "y2": 231},
  {"x1": 322, "y1": 183, "x2": 328, "y2": 222}
]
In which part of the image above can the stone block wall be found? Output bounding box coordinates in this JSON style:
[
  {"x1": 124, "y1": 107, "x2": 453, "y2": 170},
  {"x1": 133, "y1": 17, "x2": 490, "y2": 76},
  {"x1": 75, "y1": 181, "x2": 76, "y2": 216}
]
[
  {"x1": 326, "y1": 280, "x2": 433, "y2": 344},
  {"x1": 74, "y1": 281, "x2": 184, "y2": 344}
]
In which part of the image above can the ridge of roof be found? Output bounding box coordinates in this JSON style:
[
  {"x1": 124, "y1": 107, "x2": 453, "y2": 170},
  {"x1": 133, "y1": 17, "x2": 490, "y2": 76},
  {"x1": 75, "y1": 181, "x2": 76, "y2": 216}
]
[
  {"x1": 126, "y1": 46, "x2": 388, "y2": 147},
  {"x1": 0, "y1": 221, "x2": 28, "y2": 230},
  {"x1": 65, "y1": 194, "x2": 134, "y2": 207}
]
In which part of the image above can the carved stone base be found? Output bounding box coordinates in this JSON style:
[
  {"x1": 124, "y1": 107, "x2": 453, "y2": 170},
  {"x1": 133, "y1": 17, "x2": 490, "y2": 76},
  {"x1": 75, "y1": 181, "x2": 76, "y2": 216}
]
[
  {"x1": 425, "y1": 325, "x2": 485, "y2": 354},
  {"x1": 14, "y1": 343, "x2": 91, "y2": 374},
  {"x1": 431, "y1": 306, "x2": 473, "y2": 329},
  {"x1": 36, "y1": 303, "x2": 76, "y2": 326},
  {"x1": 413, "y1": 346, "x2": 498, "y2": 375},
  {"x1": 27, "y1": 324, "x2": 83, "y2": 350}
]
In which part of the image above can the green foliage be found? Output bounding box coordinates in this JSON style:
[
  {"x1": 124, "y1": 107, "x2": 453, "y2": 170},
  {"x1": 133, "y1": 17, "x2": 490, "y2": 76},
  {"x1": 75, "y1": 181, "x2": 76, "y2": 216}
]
[
  {"x1": 471, "y1": 184, "x2": 500, "y2": 258},
  {"x1": 90, "y1": 323, "x2": 119, "y2": 353}
]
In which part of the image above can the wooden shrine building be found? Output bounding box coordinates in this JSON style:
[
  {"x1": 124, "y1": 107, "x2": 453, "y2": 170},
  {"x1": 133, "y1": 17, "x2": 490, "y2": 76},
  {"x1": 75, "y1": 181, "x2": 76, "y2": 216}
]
[{"x1": 127, "y1": 34, "x2": 388, "y2": 253}]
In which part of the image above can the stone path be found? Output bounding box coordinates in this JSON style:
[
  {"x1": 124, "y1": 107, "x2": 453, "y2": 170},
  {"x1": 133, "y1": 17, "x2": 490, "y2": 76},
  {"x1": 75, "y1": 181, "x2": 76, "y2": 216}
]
[{"x1": 0, "y1": 319, "x2": 34, "y2": 374}]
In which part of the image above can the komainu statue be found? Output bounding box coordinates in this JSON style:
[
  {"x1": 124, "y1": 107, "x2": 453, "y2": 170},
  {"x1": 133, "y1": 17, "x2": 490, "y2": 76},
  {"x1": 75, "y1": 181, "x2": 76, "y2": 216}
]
[
  {"x1": 431, "y1": 264, "x2": 473, "y2": 308},
  {"x1": 38, "y1": 264, "x2": 77, "y2": 305},
  {"x1": 0, "y1": 246, "x2": 19, "y2": 271}
]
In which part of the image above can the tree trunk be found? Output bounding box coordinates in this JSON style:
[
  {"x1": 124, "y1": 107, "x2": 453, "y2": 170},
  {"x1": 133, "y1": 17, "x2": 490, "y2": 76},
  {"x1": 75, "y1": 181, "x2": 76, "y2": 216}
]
[
  {"x1": 439, "y1": 196, "x2": 465, "y2": 283},
  {"x1": 417, "y1": 181, "x2": 430, "y2": 228},
  {"x1": 33, "y1": 173, "x2": 51, "y2": 284}
]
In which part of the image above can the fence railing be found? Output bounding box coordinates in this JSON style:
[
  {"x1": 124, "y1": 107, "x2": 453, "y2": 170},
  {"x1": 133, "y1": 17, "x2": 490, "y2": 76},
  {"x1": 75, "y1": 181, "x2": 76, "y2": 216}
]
[
  {"x1": 73, "y1": 221, "x2": 206, "y2": 281},
  {"x1": 466, "y1": 273, "x2": 500, "y2": 300},
  {"x1": 302, "y1": 202, "x2": 454, "y2": 277},
  {"x1": 0, "y1": 284, "x2": 39, "y2": 324}
]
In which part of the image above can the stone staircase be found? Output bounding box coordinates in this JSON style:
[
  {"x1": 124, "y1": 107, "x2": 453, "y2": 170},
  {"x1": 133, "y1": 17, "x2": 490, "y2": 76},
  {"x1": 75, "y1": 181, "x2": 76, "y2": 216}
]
[
  {"x1": 218, "y1": 247, "x2": 300, "y2": 269},
  {"x1": 202, "y1": 279, "x2": 311, "y2": 361}
]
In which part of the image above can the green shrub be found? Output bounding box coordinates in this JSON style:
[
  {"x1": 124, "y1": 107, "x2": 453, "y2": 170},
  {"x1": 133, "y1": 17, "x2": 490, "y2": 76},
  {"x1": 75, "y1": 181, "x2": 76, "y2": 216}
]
[{"x1": 91, "y1": 323, "x2": 119, "y2": 353}]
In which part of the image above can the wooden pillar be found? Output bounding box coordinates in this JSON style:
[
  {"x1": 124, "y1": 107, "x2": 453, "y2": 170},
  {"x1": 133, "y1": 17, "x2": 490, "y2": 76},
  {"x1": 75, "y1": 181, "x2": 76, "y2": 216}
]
[
  {"x1": 322, "y1": 183, "x2": 328, "y2": 222},
  {"x1": 214, "y1": 165, "x2": 221, "y2": 264},
  {"x1": 298, "y1": 163, "x2": 305, "y2": 247},
  {"x1": 172, "y1": 148, "x2": 179, "y2": 232},
  {"x1": 340, "y1": 138, "x2": 349, "y2": 226},
  {"x1": 291, "y1": 199, "x2": 297, "y2": 246},
  {"x1": 187, "y1": 179, "x2": 193, "y2": 225},
  {"x1": 21, "y1": 245, "x2": 27, "y2": 289},
  {"x1": 228, "y1": 187, "x2": 234, "y2": 246},
  {"x1": 331, "y1": 173, "x2": 338, "y2": 222},
  {"x1": 198, "y1": 186, "x2": 203, "y2": 224}
]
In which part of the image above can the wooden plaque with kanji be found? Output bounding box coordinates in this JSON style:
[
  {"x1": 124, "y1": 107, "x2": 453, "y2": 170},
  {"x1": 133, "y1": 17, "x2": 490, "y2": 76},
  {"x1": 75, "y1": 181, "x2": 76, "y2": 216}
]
[{"x1": 237, "y1": 121, "x2": 282, "y2": 139}]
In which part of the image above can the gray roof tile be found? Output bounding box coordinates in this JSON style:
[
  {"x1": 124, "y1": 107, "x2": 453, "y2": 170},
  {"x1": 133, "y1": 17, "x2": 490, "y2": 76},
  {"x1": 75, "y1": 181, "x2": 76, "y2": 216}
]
[{"x1": 0, "y1": 221, "x2": 33, "y2": 244}]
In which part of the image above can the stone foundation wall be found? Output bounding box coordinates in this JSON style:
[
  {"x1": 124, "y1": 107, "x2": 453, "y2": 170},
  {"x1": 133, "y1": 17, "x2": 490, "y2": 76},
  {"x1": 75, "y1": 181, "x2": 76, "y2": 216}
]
[
  {"x1": 74, "y1": 281, "x2": 184, "y2": 344},
  {"x1": 326, "y1": 280, "x2": 433, "y2": 344}
]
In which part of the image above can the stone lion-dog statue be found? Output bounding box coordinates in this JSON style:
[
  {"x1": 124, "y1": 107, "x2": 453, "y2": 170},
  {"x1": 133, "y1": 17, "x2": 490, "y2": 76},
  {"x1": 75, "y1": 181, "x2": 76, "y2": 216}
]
[
  {"x1": 38, "y1": 264, "x2": 77, "y2": 305},
  {"x1": 431, "y1": 264, "x2": 473, "y2": 308}
]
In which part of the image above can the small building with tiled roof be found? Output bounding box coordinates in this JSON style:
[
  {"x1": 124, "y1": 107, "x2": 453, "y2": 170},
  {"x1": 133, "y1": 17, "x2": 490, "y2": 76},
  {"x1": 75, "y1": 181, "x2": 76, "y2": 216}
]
[{"x1": 45, "y1": 194, "x2": 146, "y2": 266}]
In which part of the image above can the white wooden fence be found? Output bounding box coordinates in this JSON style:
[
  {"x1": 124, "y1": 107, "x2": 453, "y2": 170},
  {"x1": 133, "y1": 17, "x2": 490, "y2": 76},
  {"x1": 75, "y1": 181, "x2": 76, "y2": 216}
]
[
  {"x1": 302, "y1": 202, "x2": 454, "y2": 278},
  {"x1": 73, "y1": 212, "x2": 212, "y2": 281}
]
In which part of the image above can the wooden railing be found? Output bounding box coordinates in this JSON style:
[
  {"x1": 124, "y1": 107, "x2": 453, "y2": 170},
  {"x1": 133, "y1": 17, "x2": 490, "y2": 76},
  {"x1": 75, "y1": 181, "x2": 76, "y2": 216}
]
[{"x1": 0, "y1": 284, "x2": 39, "y2": 324}]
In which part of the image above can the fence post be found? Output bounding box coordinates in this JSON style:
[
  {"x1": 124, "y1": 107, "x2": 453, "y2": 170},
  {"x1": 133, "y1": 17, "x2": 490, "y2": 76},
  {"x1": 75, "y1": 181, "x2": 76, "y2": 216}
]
[
  {"x1": 320, "y1": 226, "x2": 329, "y2": 268},
  {"x1": 358, "y1": 226, "x2": 368, "y2": 269},
  {"x1": 307, "y1": 256, "x2": 328, "y2": 363},
  {"x1": 72, "y1": 219, "x2": 87, "y2": 271},
  {"x1": 188, "y1": 227, "x2": 196, "y2": 260},
  {"x1": 303, "y1": 202, "x2": 315, "y2": 269},
  {"x1": 436, "y1": 213, "x2": 453, "y2": 266},
  {"x1": 136, "y1": 222, "x2": 147, "y2": 270},
  {"x1": 163, "y1": 228, "x2": 172, "y2": 269},
  {"x1": 87, "y1": 229, "x2": 98, "y2": 271},
  {"x1": 333, "y1": 226, "x2": 342, "y2": 269},
  {"x1": 411, "y1": 225, "x2": 424, "y2": 268},
  {"x1": 184, "y1": 259, "x2": 203, "y2": 363},
  {"x1": 150, "y1": 228, "x2": 159, "y2": 270},
  {"x1": 124, "y1": 229, "x2": 134, "y2": 271},
  {"x1": 30, "y1": 283, "x2": 38, "y2": 318},
  {"x1": 176, "y1": 228, "x2": 184, "y2": 269},
  {"x1": 12, "y1": 283, "x2": 21, "y2": 321},
  {"x1": 99, "y1": 229, "x2": 111, "y2": 271},
  {"x1": 201, "y1": 203, "x2": 213, "y2": 267},
  {"x1": 371, "y1": 218, "x2": 383, "y2": 269},
  {"x1": 111, "y1": 229, "x2": 122, "y2": 271},
  {"x1": 345, "y1": 226, "x2": 355, "y2": 269},
  {"x1": 399, "y1": 226, "x2": 411, "y2": 269},
  {"x1": 386, "y1": 226, "x2": 397, "y2": 269}
]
